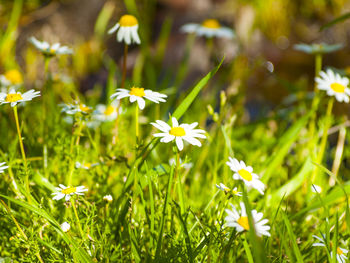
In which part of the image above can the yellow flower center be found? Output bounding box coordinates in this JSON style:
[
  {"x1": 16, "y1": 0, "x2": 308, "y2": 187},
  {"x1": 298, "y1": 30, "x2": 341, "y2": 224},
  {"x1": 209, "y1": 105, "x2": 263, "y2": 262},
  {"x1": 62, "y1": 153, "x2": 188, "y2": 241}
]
[
  {"x1": 237, "y1": 216, "x2": 250, "y2": 230},
  {"x1": 169, "y1": 127, "x2": 186, "y2": 137},
  {"x1": 238, "y1": 169, "x2": 253, "y2": 181},
  {"x1": 330, "y1": 82, "x2": 346, "y2": 93},
  {"x1": 202, "y1": 19, "x2": 221, "y2": 29},
  {"x1": 49, "y1": 48, "x2": 56, "y2": 54},
  {"x1": 232, "y1": 189, "x2": 239, "y2": 195},
  {"x1": 5, "y1": 93, "x2": 23, "y2": 102},
  {"x1": 84, "y1": 163, "x2": 91, "y2": 168},
  {"x1": 119, "y1": 15, "x2": 138, "y2": 27},
  {"x1": 104, "y1": 105, "x2": 115, "y2": 116},
  {"x1": 62, "y1": 187, "x2": 77, "y2": 195},
  {"x1": 4, "y1": 69, "x2": 22, "y2": 84},
  {"x1": 129, "y1": 87, "x2": 145, "y2": 97},
  {"x1": 337, "y1": 247, "x2": 343, "y2": 255},
  {"x1": 223, "y1": 186, "x2": 230, "y2": 193},
  {"x1": 79, "y1": 104, "x2": 91, "y2": 113}
]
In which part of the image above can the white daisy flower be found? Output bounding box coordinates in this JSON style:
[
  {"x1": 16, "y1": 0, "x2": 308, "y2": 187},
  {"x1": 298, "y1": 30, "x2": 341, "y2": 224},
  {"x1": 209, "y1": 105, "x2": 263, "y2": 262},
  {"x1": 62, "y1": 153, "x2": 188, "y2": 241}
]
[
  {"x1": 103, "y1": 195, "x2": 113, "y2": 202},
  {"x1": 0, "y1": 88, "x2": 40, "y2": 107},
  {"x1": 60, "y1": 101, "x2": 93, "y2": 115},
  {"x1": 151, "y1": 117, "x2": 206, "y2": 151},
  {"x1": 110, "y1": 87, "x2": 167, "y2": 110},
  {"x1": 108, "y1": 14, "x2": 141, "y2": 45},
  {"x1": 216, "y1": 183, "x2": 242, "y2": 196},
  {"x1": 225, "y1": 202, "x2": 270, "y2": 237},
  {"x1": 60, "y1": 222, "x2": 71, "y2": 232},
  {"x1": 29, "y1": 37, "x2": 72, "y2": 56},
  {"x1": 52, "y1": 184, "x2": 88, "y2": 201},
  {"x1": 226, "y1": 157, "x2": 265, "y2": 195},
  {"x1": 180, "y1": 19, "x2": 234, "y2": 39},
  {"x1": 93, "y1": 102, "x2": 120, "y2": 122},
  {"x1": 312, "y1": 234, "x2": 348, "y2": 263},
  {"x1": 0, "y1": 69, "x2": 23, "y2": 87},
  {"x1": 0, "y1": 162, "x2": 9, "y2": 173},
  {"x1": 311, "y1": 184, "x2": 322, "y2": 193},
  {"x1": 315, "y1": 69, "x2": 350, "y2": 103},
  {"x1": 75, "y1": 161, "x2": 99, "y2": 170}
]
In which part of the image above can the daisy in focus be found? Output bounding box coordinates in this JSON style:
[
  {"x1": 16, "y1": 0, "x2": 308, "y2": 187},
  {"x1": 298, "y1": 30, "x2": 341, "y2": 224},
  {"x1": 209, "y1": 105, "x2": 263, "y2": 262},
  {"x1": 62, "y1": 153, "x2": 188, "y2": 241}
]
[
  {"x1": 216, "y1": 183, "x2": 242, "y2": 196},
  {"x1": 75, "y1": 161, "x2": 99, "y2": 170},
  {"x1": 180, "y1": 19, "x2": 234, "y2": 39},
  {"x1": 0, "y1": 162, "x2": 9, "y2": 173},
  {"x1": 60, "y1": 222, "x2": 71, "y2": 233},
  {"x1": 225, "y1": 202, "x2": 270, "y2": 237},
  {"x1": 226, "y1": 157, "x2": 265, "y2": 195},
  {"x1": 151, "y1": 117, "x2": 206, "y2": 151},
  {"x1": 52, "y1": 184, "x2": 88, "y2": 201},
  {"x1": 315, "y1": 69, "x2": 350, "y2": 103},
  {"x1": 110, "y1": 87, "x2": 167, "y2": 110},
  {"x1": 0, "y1": 89, "x2": 40, "y2": 107},
  {"x1": 0, "y1": 69, "x2": 23, "y2": 87},
  {"x1": 312, "y1": 234, "x2": 348, "y2": 263},
  {"x1": 29, "y1": 37, "x2": 72, "y2": 56},
  {"x1": 60, "y1": 101, "x2": 93, "y2": 115},
  {"x1": 108, "y1": 14, "x2": 141, "y2": 45}
]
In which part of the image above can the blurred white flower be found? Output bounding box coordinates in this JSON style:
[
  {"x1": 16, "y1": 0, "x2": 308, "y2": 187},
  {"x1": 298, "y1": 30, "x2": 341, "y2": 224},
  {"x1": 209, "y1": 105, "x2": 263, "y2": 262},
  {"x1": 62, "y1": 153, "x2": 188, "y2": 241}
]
[
  {"x1": 312, "y1": 234, "x2": 348, "y2": 263},
  {"x1": 151, "y1": 117, "x2": 206, "y2": 151},
  {"x1": 216, "y1": 183, "x2": 242, "y2": 196},
  {"x1": 0, "y1": 69, "x2": 23, "y2": 87},
  {"x1": 60, "y1": 222, "x2": 71, "y2": 232},
  {"x1": 103, "y1": 195, "x2": 113, "y2": 202},
  {"x1": 0, "y1": 162, "x2": 9, "y2": 173},
  {"x1": 108, "y1": 14, "x2": 140, "y2": 45},
  {"x1": 75, "y1": 161, "x2": 99, "y2": 170},
  {"x1": 315, "y1": 69, "x2": 350, "y2": 103},
  {"x1": 169, "y1": 157, "x2": 193, "y2": 169},
  {"x1": 52, "y1": 184, "x2": 88, "y2": 201},
  {"x1": 29, "y1": 37, "x2": 72, "y2": 56},
  {"x1": 60, "y1": 101, "x2": 92, "y2": 115},
  {"x1": 181, "y1": 19, "x2": 234, "y2": 39},
  {"x1": 0, "y1": 88, "x2": 40, "y2": 107},
  {"x1": 93, "y1": 101, "x2": 120, "y2": 122}
]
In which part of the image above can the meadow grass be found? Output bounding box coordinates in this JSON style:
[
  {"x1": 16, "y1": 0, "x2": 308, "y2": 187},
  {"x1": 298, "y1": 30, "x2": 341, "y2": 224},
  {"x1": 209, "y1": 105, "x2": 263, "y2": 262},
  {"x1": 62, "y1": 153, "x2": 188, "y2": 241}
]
[{"x1": 0, "y1": 1, "x2": 350, "y2": 262}]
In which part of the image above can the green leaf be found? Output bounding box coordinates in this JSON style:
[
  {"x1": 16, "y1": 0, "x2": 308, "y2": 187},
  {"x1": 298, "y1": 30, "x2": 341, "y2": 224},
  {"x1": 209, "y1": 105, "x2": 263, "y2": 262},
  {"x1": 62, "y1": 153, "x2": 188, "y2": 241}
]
[
  {"x1": 320, "y1": 12, "x2": 350, "y2": 31},
  {"x1": 282, "y1": 211, "x2": 303, "y2": 263}
]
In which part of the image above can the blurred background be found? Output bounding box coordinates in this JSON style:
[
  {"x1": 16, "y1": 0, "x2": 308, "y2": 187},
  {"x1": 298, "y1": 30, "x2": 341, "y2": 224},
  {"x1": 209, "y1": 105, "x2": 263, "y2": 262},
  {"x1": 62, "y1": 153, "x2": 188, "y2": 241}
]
[{"x1": 2, "y1": 0, "x2": 350, "y2": 120}]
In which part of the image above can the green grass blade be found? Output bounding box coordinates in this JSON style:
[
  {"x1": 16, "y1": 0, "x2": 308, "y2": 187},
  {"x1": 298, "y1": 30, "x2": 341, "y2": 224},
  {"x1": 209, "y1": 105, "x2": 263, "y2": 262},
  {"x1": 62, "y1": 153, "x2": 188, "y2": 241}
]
[{"x1": 282, "y1": 211, "x2": 303, "y2": 263}]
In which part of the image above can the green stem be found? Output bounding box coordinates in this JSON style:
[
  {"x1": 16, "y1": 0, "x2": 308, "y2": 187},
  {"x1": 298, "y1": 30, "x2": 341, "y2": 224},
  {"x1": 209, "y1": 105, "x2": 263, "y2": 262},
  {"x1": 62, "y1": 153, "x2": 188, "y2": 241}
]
[
  {"x1": 121, "y1": 44, "x2": 128, "y2": 90},
  {"x1": 135, "y1": 103, "x2": 139, "y2": 139},
  {"x1": 68, "y1": 120, "x2": 83, "y2": 186},
  {"x1": 312, "y1": 97, "x2": 334, "y2": 183},
  {"x1": 71, "y1": 197, "x2": 84, "y2": 239},
  {"x1": 13, "y1": 106, "x2": 30, "y2": 202},
  {"x1": 176, "y1": 151, "x2": 185, "y2": 214}
]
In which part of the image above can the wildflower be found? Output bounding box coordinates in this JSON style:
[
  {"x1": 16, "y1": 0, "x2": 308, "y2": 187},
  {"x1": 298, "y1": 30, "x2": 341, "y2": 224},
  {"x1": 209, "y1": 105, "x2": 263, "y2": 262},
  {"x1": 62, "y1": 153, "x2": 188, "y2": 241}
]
[
  {"x1": 0, "y1": 88, "x2": 40, "y2": 107},
  {"x1": 315, "y1": 69, "x2": 350, "y2": 103},
  {"x1": 60, "y1": 101, "x2": 92, "y2": 115},
  {"x1": 103, "y1": 195, "x2": 113, "y2": 202},
  {"x1": 52, "y1": 184, "x2": 88, "y2": 201},
  {"x1": 0, "y1": 69, "x2": 23, "y2": 87},
  {"x1": 226, "y1": 157, "x2": 265, "y2": 195},
  {"x1": 29, "y1": 37, "x2": 72, "y2": 56},
  {"x1": 151, "y1": 117, "x2": 206, "y2": 151},
  {"x1": 60, "y1": 222, "x2": 71, "y2": 232},
  {"x1": 216, "y1": 183, "x2": 242, "y2": 196},
  {"x1": 93, "y1": 102, "x2": 120, "y2": 122},
  {"x1": 180, "y1": 19, "x2": 234, "y2": 39},
  {"x1": 311, "y1": 184, "x2": 322, "y2": 193},
  {"x1": 0, "y1": 162, "x2": 9, "y2": 173},
  {"x1": 110, "y1": 87, "x2": 167, "y2": 110},
  {"x1": 225, "y1": 202, "x2": 270, "y2": 237},
  {"x1": 312, "y1": 234, "x2": 348, "y2": 263},
  {"x1": 294, "y1": 43, "x2": 343, "y2": 55},
  {"x1": 108, "y1": 14, "x2": 141, "y2": 45},
  {"x1": 169, "y1": 157, "x2": 193, "y2": 169},
  {"x1": 75, "y1": 161, "x2": 99, "y2": 170}
]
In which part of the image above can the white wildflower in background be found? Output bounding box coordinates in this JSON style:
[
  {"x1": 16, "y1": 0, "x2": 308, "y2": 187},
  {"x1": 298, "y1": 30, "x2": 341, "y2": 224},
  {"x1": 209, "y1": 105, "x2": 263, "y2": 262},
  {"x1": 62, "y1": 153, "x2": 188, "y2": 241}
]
[
  {"x1": 226, "y1": 157, "x2": 265, "y2": 195},
  {"x1": 52, "y1": 184, "x2": 88, "y2": 201},
  {"x1": 312, "y1": 234, "x2": 348, "y2": 263},
  {"x1": 225, "y1": 202, "x2": 270, "y2": 237},
  {"x1": 108, "y1": 14, "x2": 141, "y2": 45},
  {"x1": 110, "y1": 87, "x2": 167, "y2": 110},
  {"x1": 169, "y1": 157, "x2": 193, "y2": 169},
  {"x1": 311, "y1": 184, "x2": 322, "y2": 193},
  {"x1": 60, "y1": 101, "x2": 92, "y2": 115},
  {"x1": 60, "y1": 222, "x2": 71, "y2": 232},
  {"x1": 103, "y1": 195, "x2": 113, "y2": 202},
  {"x1": 93, "y1": 102, "x2": 120, "y2": 122},
  {"x1": 216, "y1": 183, "x2": 242, "y2": 196},
  {"x1": 180, "y1": 19, "x2": 234, "y2": 39},
  {"x1": 0, "y1": 89, "x2": 40, "y2": 107},
  {"x1": 0, "y1": 162, "x2": 9, "y2": 173},
  {"x1": 315, "y1": 69, "x2": 350, "y2": 103},
  {"x1": 29, "y1": 37, "x2": 72, "y2": 56},
  {"x1": 294, "y1": 43, "x2": 343, "y2": 55},
  {"x1": 0, "y1": 69, "x2": 23, "y2": 87},
  {"x1": 75, "y1": 162, "x2": 99, "y2": 170},
  {"x1": 151, "y1": 117, "x2": 206, "y2": 151}
]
